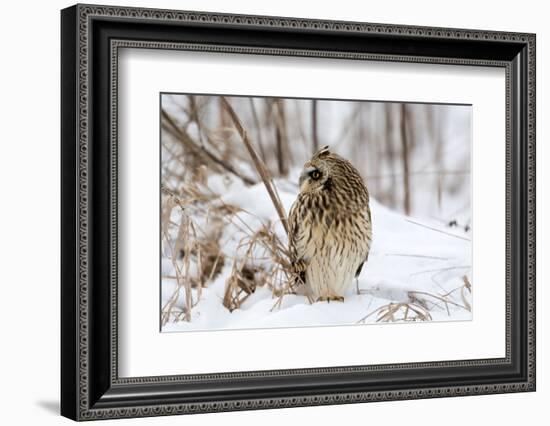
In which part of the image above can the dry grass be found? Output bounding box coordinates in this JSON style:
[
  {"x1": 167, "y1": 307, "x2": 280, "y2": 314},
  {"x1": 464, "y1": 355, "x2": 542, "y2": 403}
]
[
  {"x1": 408, "y1": 273, "x2": 472, "y2": 314},
  {"x1": 222, "y1": 229, "x2": 270, "y2": 312},
  {"x1": 161, "y1": 172, "x2": 301, "y2": 323},
  {"x1": 358, "y1": 301, "x2": 432, "y2": 323},
  {"x1": 357, "y1": 274, "x2": 472, "y2": 324},
  {"x1": 160, "y1": 184, "x2": 226, "y2": 325},
  {"x1": 222, "y1": 221, "x2": 299, "y2": 312}
]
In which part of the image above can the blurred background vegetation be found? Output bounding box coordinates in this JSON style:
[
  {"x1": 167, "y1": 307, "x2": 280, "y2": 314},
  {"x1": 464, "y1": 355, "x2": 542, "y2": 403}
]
[{"x1": 161, "y1": 94, "x2": 471, "y2": 226}]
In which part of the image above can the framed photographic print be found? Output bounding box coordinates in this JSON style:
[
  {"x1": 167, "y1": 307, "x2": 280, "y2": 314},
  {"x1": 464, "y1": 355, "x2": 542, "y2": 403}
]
[{"x1": 61, "y1": 3, "x2": 536, "y2": 421}]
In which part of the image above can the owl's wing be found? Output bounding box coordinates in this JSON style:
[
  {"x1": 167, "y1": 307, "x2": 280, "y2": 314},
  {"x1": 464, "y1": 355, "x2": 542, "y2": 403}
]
[
  {"x1": 288, "y1": 200, "x2": 301, "y2": 261},
  {"x1": 288, "y1": 198, "x2": 309, "y2": 290},
  {"x1": 288, "y1": 197, "x2": 309, "y2": 268}
]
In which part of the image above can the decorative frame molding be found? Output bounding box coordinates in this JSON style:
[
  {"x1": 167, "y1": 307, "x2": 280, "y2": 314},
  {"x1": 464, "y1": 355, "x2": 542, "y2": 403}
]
[{"x1": 61, "y1": 3, "x2": 536, "y2": 421}]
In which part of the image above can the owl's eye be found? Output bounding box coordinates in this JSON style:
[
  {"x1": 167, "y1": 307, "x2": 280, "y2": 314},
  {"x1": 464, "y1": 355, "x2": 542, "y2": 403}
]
[{"x1": 309, "y1": 170, "x2": 321, "y2": 180}]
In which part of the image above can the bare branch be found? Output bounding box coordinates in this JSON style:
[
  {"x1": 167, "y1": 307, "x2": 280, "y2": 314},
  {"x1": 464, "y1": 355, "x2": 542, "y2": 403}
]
[
  {"x1": 220, "y1": 97, "x2": 290, "y2": 236},
  {"x1": 273, "y1": 99, "x2": 289, "y2": 176},
  {"x1": 161, "y1": 109, "x2": 257, "y2": 185},
  {"x1": 400, "y1": 103, "x2": 411, "y2": 215},
  {"x1": 248, "y1": 98, "x2": 267, "y2": 163},
  {"x1": 311, "y1": 99, "x2": 319, "y2": 155}
]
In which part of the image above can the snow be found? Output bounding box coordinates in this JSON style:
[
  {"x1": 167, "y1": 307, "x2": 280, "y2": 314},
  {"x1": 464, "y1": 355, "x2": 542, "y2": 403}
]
[{"x1": 161, "y1": 171, "x2": 472, "y2": 332}]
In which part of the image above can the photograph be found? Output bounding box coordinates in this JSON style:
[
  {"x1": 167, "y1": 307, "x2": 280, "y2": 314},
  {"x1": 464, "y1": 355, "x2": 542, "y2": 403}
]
[{"x1": 160, "y1": 94, "x2": 473, "y2": 332}]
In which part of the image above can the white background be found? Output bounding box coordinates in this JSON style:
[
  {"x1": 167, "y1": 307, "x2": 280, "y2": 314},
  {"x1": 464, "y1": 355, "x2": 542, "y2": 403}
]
[
  {"x1": 119, "y1": 50, "x2": 505, "y2": 376},
  {"x1": 0, "y1": 0, "x2": 547, "y2": 425}
]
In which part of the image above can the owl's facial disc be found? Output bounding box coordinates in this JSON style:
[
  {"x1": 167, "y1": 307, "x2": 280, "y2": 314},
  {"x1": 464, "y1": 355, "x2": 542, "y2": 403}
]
[{"x1": 299, "y1": 165, "x2": 325, "y2": 192}]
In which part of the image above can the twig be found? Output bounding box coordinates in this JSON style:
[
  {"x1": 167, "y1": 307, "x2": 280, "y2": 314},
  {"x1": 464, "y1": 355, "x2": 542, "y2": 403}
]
[
  {"x1": 188, "y1": 95, "x2": 206, "y2": 148},
  {"x1": 248, "y1": 98, "x2": 267, "y2": 162},
  {"x1": 272, "y1": 99, "x2": 289, "y2": 176},
  {"x1": 384, "y1": 253, "x2": 449, "y2": 260},
  {"x1": 408, "y1": 290, "x2": 468, "y2": 311},
  {"x1": 358, "y1": 302, "x2": 432, "y2": 323},
  {"x1": 409, "y1": 265, "x2": 470, "y2": 278},
  {"x1": 461, "y1": 276, "x2": 472, "y2": 311},
  {"x1": 311, "y1": 99, "x2": 319, "y2": 155},
  {"x1": 220, "y1": 96, "x2": 290, "y2": 235},
  {"x1": 404, "y1": 218, "x2": 471, "y2": 241},
  {"x1": 400, "y1": 104, "x2": 411, "y2": 215},
  {"x1": 334, "y1": 104, "x2": 363, "y2": 150},
  {"x1": 161, "y1": 109, "x2": 257, "y2": 185}
]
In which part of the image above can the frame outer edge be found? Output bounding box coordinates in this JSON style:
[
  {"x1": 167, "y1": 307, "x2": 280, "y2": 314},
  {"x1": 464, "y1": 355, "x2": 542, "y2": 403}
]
[
  {"x1": 67, "y1": 4, "x2": 536, "y2": 420},
  {"x1": 60, "y1": 4, "x2": 80, "y2": 421},
  {"x1": 527, "y1": 33, "x2": 536, "y2": 390}
]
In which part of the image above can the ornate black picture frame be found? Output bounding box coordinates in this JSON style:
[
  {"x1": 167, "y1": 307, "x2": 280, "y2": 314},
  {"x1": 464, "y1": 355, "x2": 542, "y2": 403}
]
[{"x1": 61, "y1": 3, "x2": 536, "y2": 421}]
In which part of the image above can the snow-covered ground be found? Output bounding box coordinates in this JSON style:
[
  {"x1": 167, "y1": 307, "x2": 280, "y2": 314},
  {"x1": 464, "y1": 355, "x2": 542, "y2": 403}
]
[{"x1": 161, "y1": 172, "x2": 472, "y2": 332}]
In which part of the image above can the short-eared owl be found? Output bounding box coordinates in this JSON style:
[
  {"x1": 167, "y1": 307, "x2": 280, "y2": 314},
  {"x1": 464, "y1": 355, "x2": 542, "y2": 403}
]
[{"x1": 288, "y1": 146, "x2": 372, "y2": 302}]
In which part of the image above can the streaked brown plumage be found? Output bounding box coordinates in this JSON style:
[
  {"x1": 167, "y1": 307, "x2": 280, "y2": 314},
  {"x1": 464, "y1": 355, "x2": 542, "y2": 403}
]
[{"x1": 288, "y1": 146, "x2": 372, "y2": 302}]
